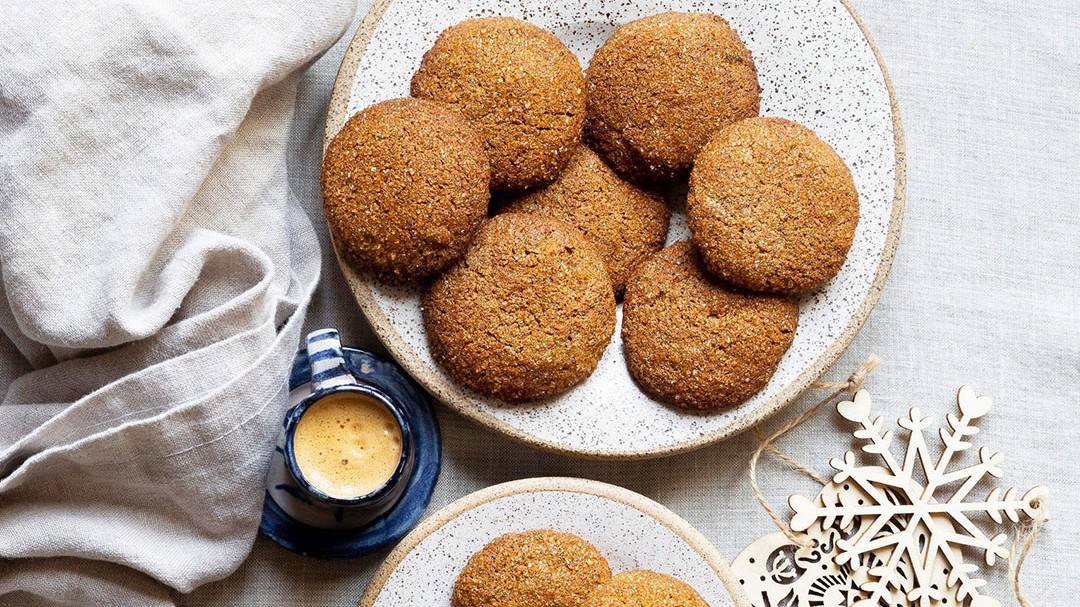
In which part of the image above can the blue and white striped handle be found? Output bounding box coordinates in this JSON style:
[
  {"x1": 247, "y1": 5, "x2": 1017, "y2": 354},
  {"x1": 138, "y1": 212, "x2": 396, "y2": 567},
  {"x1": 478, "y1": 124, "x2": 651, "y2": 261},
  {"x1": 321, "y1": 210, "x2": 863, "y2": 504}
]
[{"x1": 306, "y1": 329, "x2": 357, "y2": 392}]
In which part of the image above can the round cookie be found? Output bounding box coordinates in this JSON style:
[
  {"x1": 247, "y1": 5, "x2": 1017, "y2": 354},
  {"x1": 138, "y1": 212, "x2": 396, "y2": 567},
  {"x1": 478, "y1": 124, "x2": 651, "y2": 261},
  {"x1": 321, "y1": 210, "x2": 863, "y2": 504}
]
[
  {"x1": 423, "y1": 213, "x2": 616, "y2": 402},
  {"x1": 687, "y1": 117, "x2": 859, "y2": 294},
  {"x1": 585, "y1": 570, "x2": 709, "y2": 607},
  {"x1": 453, "y1": 530, "x2": 612, "y2": 607},
  {"x1": 411, "y1": 17, "x2": 586, "y2": 190},
  {"x1": 321, "y1": 97, "x2": 489, "y2": 284},
  {"x1": 585, "y1": 12, "x2": 759, "y2": 185},
  {"x1": 503, "y1": 145, "x2": 670, "y2": 296},
  {"x1": 622, "y1": 242, "x2": 798, "y2": 410}
]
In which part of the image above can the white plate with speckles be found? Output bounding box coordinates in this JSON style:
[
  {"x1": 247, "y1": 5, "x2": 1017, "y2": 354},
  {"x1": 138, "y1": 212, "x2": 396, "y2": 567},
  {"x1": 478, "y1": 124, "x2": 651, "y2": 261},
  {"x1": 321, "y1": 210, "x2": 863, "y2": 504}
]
[
  {"x1": 324, "y1": 0, "x2": 905, "y2": 458},
  {"x1": 357, "y1": 477, "x2": 750, "y2": 607}
]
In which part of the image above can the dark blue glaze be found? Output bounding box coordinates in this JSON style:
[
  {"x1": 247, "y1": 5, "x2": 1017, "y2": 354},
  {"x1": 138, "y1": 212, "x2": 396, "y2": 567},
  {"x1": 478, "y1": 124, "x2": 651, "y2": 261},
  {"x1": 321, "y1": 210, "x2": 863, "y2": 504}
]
[
  {"x1": 283, "y1": 382, "x2": 413, "y2": 507},
  {"x1": 260, "y1": 346, "x2": 441, "y2": 559}
]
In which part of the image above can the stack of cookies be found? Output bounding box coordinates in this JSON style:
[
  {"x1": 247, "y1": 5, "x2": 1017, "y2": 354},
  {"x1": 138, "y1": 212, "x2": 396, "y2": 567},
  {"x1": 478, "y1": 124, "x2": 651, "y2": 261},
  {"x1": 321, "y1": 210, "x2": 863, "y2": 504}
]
[
  {"x1": 321, "y1": 12, "x2": 859, "y2": 411},
  {"x1": 454, "y1": 530, "x2": 710, "y2": 607}
]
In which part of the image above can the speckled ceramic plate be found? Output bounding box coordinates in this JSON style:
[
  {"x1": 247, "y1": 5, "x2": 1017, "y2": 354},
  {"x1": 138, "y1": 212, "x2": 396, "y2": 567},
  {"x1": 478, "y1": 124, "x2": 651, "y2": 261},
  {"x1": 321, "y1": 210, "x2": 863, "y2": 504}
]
[
  {"x1": 324, "y1": 0, "x2": 905, "y2": 459},
  {"x1": 357, "y1": 477, "x2": 751, "y2": 607}
]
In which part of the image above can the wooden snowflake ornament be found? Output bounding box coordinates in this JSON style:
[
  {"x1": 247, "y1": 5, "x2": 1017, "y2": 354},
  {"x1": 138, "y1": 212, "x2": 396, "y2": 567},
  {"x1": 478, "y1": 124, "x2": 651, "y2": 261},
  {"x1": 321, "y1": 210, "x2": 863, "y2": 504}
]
[{"x1": 734, "y1": 386, "x2": 1048, "y2": 607}]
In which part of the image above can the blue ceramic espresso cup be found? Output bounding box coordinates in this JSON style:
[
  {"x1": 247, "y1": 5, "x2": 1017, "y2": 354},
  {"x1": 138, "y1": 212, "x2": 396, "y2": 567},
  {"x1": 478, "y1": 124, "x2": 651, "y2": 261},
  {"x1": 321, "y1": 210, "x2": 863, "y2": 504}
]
[{"x1": 266, "y1": 329, "x2": 416, "y2": 529}]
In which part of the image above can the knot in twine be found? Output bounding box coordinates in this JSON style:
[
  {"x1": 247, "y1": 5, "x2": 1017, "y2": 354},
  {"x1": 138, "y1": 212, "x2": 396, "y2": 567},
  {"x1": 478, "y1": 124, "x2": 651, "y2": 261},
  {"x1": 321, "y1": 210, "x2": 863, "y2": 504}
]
[
  {"x1": 746, "y1": 355, "x2": 1047, "y2": 606},
  {"x1": 1010, "y1": 498, "x2": 1049, "y2": 607}
]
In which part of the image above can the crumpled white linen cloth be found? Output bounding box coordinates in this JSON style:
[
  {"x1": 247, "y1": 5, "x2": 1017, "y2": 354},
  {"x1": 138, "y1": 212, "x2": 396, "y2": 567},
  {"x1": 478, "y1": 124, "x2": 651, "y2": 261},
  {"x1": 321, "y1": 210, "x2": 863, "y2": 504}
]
[{"x1": 0, "y1": 0, "x2": 356, "y2": 604}]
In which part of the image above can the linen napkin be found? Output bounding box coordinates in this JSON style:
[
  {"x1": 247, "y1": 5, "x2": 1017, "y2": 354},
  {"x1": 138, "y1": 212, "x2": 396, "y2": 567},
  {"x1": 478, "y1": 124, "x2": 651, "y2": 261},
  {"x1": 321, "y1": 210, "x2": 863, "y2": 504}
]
[{"x1": 0, "y1": 0, "x2": 356, "y2": 604}]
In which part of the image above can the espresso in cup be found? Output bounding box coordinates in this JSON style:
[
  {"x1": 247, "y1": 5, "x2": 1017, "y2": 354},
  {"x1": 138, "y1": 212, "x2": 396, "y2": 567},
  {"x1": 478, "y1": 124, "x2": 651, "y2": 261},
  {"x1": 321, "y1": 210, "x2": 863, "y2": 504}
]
[{"x1": 292, "y1": 391, "x2": 403, "y2": 499}]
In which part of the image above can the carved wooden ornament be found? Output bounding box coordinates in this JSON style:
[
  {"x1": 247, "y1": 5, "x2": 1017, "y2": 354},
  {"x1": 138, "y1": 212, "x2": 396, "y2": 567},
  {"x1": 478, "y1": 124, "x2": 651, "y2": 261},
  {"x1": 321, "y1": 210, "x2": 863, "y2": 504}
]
[{"x1": 733, "y1": 386, "x2": 1048, "y2": 607}]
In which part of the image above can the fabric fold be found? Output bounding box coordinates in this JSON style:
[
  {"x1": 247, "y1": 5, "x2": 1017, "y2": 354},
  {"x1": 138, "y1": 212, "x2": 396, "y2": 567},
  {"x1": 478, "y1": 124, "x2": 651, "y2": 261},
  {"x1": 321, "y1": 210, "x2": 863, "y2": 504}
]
[{"x1": 0, "y1": 0, "x2": 357, "y2": 604}]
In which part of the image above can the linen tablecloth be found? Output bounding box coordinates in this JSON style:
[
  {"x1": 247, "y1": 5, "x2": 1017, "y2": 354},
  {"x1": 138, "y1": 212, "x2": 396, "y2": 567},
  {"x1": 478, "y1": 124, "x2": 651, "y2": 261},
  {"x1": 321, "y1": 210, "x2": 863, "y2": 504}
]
[
  {"x1": 0, "y1": 1, "x2": 355, "y2": 604},
  {"x1": 186, "y1": 1, "x2": 1080, "y2": 604}
]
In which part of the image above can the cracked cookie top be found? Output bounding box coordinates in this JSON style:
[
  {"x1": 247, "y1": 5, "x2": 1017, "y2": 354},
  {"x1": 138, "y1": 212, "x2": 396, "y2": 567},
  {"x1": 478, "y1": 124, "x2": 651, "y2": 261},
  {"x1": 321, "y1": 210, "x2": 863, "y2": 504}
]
[
  {"x1": 423, "y1": 213, "x2": 615, "y2": 402},
  {"x1": 411, "y1": 17, "x2": 586, "y2": 190}
]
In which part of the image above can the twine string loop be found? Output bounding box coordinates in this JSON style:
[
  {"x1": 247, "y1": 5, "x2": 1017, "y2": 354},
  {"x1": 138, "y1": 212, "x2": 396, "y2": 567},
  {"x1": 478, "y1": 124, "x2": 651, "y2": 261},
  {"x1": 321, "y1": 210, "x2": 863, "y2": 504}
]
[
  {"x1": 747, "y1": 355, "x2": 1045, "y2": 606},
  {"x1": 747, "y1": 355, "x2": 880, "y2": 548},
  {"x1": 1010, "y1": 503, "x2": 1049, "y2": 607}
]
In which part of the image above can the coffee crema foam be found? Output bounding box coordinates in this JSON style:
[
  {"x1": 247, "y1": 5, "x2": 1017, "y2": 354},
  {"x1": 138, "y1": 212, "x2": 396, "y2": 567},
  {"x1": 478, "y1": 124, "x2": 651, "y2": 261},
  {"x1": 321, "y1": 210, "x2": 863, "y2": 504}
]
[{"x1": 293, "y1": 392, "x2": 402, "y2": 499}]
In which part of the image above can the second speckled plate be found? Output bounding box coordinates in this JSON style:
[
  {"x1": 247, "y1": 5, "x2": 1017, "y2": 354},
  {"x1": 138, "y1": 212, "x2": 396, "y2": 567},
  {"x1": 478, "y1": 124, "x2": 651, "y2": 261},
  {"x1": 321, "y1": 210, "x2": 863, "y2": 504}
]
[
  {"x1": 357, "y1": 477, "x2": 750, "y2": 607},
  {"x1": 324, "y1": 0, "x2": 905, "y2": 458}
]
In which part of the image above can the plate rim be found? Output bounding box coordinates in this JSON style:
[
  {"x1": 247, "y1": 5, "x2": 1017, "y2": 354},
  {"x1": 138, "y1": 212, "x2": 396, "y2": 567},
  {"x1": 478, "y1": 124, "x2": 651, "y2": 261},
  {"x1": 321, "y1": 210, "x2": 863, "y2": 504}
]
[
  {"x1": 355, "y1": 476, "x2": 753, "y2": 607},
  {"x1": 322, "y1": 0, "x2": 906, "y2": 459}
]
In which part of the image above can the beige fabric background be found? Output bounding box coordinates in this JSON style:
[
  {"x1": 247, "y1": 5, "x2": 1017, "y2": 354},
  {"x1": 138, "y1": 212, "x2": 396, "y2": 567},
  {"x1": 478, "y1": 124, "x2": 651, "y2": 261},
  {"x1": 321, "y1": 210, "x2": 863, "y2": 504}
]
[
  {"x1": 185, "y1": 0, "x2": 1076, "y2": 604},
  {"x1": 0, "y1": 1, "x2": 353, "y2": 604}
]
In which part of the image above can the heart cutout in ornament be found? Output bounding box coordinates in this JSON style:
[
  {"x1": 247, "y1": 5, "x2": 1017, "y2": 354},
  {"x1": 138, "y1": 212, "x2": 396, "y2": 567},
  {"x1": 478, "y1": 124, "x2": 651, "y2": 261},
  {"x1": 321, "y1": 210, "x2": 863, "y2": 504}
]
[
  {"x1": 836, "y1": 390, "x2": 872, "y2": 422},
  {"x1": 787, "y1": 494, "x2": 818, "y2": 533},
  {"x1": 957, "y1": 385, "x2": 993, "y2": 419}
]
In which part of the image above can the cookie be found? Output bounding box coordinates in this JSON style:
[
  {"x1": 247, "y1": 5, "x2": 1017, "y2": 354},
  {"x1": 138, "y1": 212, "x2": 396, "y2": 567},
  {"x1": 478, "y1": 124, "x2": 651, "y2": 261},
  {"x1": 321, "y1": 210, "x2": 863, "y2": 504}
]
[
  {"x1": 585, "y1": 12, "x2": 759, "y2": 185},
  {"x1": 687, "y1": 117, "x2": 859, "y2": 294},
  {"x1": 503, "y1": 145, "x2": 670, "y2": 296},
  {"x1": 321, "y1": 97, "x2": 489, "y2": 284},
  {"x1": 453, "y1": 530, "x2": 612, "y2": 607},
  {"x1": 585, "y1": 570, "x2": 710, "y2": 607},
  {"x1": 622, "y1": 242, "x2": 798, "y2": 410},
  {"x1": 411, "y1": 17, "x2": 586, "y2": 190},
  {"x1": 423, "y1": 213, "x2": 616, "y2": 402}
]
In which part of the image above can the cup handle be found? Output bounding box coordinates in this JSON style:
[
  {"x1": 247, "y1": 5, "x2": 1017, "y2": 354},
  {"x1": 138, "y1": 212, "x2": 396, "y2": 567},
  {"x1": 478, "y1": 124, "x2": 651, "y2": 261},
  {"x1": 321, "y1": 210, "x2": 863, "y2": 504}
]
[{"x1": 306, "y1": 329, "x2": 357, "y2": 392}]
